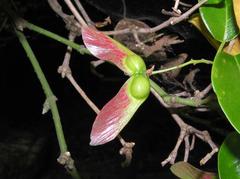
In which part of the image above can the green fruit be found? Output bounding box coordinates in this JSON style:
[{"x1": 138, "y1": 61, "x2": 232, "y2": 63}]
[
  {"x1": 130, "y1": 75, "x2": 150, "y2": 99},
  {"x1": 125, "y1": 55, "x2": 146, "y2": 74}
]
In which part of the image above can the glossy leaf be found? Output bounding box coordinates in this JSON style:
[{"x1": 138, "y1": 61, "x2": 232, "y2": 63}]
[
  {"x1": 81, "y1": 27, "x2": 146, "y2": 75},
  {"x1": 233, "y1": 0, "x2": 240, "y2": 29},
  {"x1": 90, "y1": 75, "x2": 150, "y2": 146},
  {"x1": 189, "y1": 14, "x2": 240, "y2": 55},
  {"x1": 199, "y1": 0, "x2": 239, "y2": 42},
  {"x1": 189, "y1": 13, "x2": 220, "y2": 49},
  {"x1": 171, "y1": 162, "x2": 217, "y2": 179},
  {"x1": 211, "y1": 52, "x2": 240, "y2": 133},
  {"x1": 206, "y1": 0, "x2": 223, "y2": 4},
  {"x1": 218, "y1": 132, "x2": 240, "y2": 179}
]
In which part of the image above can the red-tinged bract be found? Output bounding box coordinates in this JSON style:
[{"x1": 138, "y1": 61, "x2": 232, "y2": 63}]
[
  {"x1": 82, "y1": 27, "x2": 128, "y2": 73},
  {"x1": 90, "y1": 82, "x2": 130, "y2": 145},
  {"x1": 90, "y1": 76, "x2": 147, "y2": 146}
]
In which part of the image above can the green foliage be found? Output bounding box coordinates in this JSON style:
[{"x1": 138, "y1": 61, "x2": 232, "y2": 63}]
[
  {"x1": 212, "y1": 52, "x2": 240, "y2": 133},
  {"x1": 199, "y1": 0, "x2": 239, "y2": 42},
  {"x1": 218, "y1": 132, "x2": 240, "y2": 179},
  {"x1": 206, "y1": 0, "x2": 223, "y2": 4}
]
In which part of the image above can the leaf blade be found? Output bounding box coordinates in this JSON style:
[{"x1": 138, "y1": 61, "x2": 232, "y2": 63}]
[
  {"x1": 199, "y1": 0, "x2": 239, "y2": 42},
  {"x1": 212, "y1": 52, "x2": 240, "y2": 133},
  {"x1": 218, "y1": 132, "x2": 240, "y2": 179}
]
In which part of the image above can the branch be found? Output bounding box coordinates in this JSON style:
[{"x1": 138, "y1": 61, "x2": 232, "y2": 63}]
[
  {"x1": 150, "y1": 87, "x2": 218, "y2": 166},
  {"x1": 47, "y1": 0, "x2": 82, "y2": 34},
  {"x1": 64, "y1": 0, "x2": 87, "y2": 26},
  {"x1": 15, "y1": 18, "x2": 90, "y2": 55},
  {"x1": 150, "y1": 79, "x2": 212, "y2": 107},
  {"x1": 104, "y1": 0, "x2": 207, "y2": 35},
  {"x1": 16, "y1": 30, "x2": 81, "y2": 179},
  {"x1": 73, "y1": 0, "x2": 93, "y2": 25},
  {"x1": 151, "y1": 59, "x2": 213, "y2": 75}
]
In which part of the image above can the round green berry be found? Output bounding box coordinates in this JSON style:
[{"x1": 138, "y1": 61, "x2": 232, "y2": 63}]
[
  {"x1": 125, "y1": 55, "x2": 146, "y2": 74},
  {"x1": 130, "y1": 75, "x2": 150, "y2": 99}
]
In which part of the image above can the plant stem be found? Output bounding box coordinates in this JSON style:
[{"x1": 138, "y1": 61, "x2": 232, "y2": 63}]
[
  {"x1": 16, "y1": 30, "x2": 81, "y2": 179},
  {"x1": 21, "y1": 19, "x2": 90, "y2": 55},
  {"x1": 151, "y1": 59, "x2": 213, "y2": 75},
  {"x1": 150, "y1": 79, "x2": 211, "y2": 107}
]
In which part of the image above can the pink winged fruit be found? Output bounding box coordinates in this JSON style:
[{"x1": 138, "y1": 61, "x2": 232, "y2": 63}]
[{"x1": 81, "y1": 26, "x2": 150, "y2": 145}]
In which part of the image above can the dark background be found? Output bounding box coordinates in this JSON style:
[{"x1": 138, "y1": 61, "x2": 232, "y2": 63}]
[{"x1": 0, "y1": 0, "x2": 232, "y2": 178}]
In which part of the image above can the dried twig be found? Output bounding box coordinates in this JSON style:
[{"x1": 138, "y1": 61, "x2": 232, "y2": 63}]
[
  {"x1": 194, "y1": 83, "x2": 212, "y2": 99},
  {"x1": 58, "y1": 31, "x2": 100, "y2": 114},
  {"x1": 73, "y1": 0, "x2": 93, "y2": 25},
  {"x1": 174, "y1": 0, "x2": 193, "y2": 7},
  {"x1": 58, "y1": 32, "x2": 76, "y2": 78},
  {"x1": 104, "y1": 0, "x2": 207, "y2": 35},
  {"x1": 150, "y1": 87, "x2": 218, "y2": 166},
  {"x1": 161, "y1": 9, "x2": 181, "y2": 17},
  {"x1": 64, "y1": 0, "x2": 87, "y2": 26},
  {"x1": 47, "y1": 0, "x2": 82, "y2": 33},
  {"x1": 118, "y1": 135, "x2": 135, "y2": 167},
  {"x1": 172, "y1": 0, "x2": 182, "y2": 14}
]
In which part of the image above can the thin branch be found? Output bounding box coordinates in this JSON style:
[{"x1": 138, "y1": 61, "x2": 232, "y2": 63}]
[
  {"x1": 194, "y1": 83, "x2": 212, "y2": 99},
  {"x1": 73, "y1": 0, "x2": 93, "y2": 25},
  {"x1": 118, "y1": 135, "x2": 135, "y2": 167},
  {"x1": 58, "y1": 32, "x2": 76, "y2": 78},
  {"x1": 151, "y1": 87, "x2": 218, "y2": 166},
  {"x1": 67, "y1": 74, "x2": 100, "y2": 114},
  {"x1": 48, "y1": 0, "x2": 68, "y2": 19},
  {"x1": 172, "y1": 0, "x2": 181, "y2": 14},
  {"x1": 174, "y1": 0, "x2": 193, "y2": 7},
  {"x1": 16, "y1": 19, "x2": 90, "y2": 55},
  {"x1": 151, "y1": 59, "x2": 213, "y2": 75},
  {"x1": 184, "y1": 136, "x2": 190, "y2": 161},
  {"x1": 64, "y1": 0, "x2": 87, "y2": 26},
  {"x1": 56, "y1": 30, "x2": 99, "y2": 114},
  {"x1": 150, "y1": 79, "x2": 212, "y2": 107},
  {"x1": 47, "y1": 0, "x2": 82, "y2": 32},
  {"x1": 161, "y1": 9, "x2": 181, "y2": 17},
  {"x1": 104, "y1": 0, "x2": 207, "y2": 35}
]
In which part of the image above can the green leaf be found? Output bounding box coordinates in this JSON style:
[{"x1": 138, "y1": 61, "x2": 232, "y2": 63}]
[
  {"x1": 218, "y1": 132, "x2": 240, "y2": 179},
  {"x1": 206, "y1": 0, "x2": 223, "y2": 4},
  {"x1": 212, "y1": 52, "x2": 240, "y2": 133},
  {"x1": 170, "y1": 162, "x2": 217, "y2": 179},
  {"x1": 199, "y1": 0, "x2": 239, "y2": 42}
]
